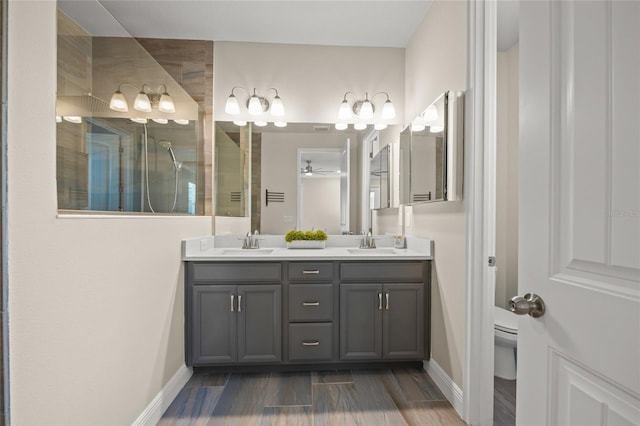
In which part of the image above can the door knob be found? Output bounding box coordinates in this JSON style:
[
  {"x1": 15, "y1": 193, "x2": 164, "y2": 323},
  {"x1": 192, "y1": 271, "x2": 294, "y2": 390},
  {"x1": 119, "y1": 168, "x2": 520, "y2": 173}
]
[{"x1": 510, "y1": 293, "x2": 545, "y2": 318}]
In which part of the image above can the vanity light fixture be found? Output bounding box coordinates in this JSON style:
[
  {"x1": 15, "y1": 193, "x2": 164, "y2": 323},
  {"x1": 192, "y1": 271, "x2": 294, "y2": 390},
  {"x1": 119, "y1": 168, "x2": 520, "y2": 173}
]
[
  {"x1": 374, "y1": 123, "x2": 388, "y2": 130},
  {"x1": 354, "y1": 123, "x2": 367, "y2": 130},
  {"x1": 173, "y1": 119, "x2": 189, "y2": 125},
  {"x1": 335, "y1": 123, "x2": 348, "y2": 130},
  {"x1": 411, "y1": 121, "x2": 426, "y2": 132},
  {"x1": 254, "y1": 120, "x2": 268, "y2": 127},
  {"x1": 274, "y1": 121, "x2": 287, "y2": 128},
  {"x1": 224, "y1": 86, "x2": 285, "y2": 118},
  {"x1": 62, "y1": 116, "x2": 82, "y2": 124},
  {"x1": 152, "y1": 118, "x2": 168, "y2": 124},
  {"x1": 337, "y1": 91, "x2": 396, "y2": 121},
  {"x1": 109, "y1": 83, "x2": 176, "y2": 114},
  {"x1": 130, "y1": 118, "x2": 148, "y2": 124},
  {"x1": 233, "y1": 120, "x2": 247, "y2": 126},
  {"x1": 55, "y1": 115, "x2": 62, "y2": 123},
  {"x1": 429, "y1": 124, "x2": 444, "y2": 133}
]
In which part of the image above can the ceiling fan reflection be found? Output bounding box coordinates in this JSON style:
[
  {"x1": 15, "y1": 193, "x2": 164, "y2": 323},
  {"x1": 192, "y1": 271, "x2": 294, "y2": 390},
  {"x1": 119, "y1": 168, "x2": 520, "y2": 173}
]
[{"x1": 300, "y1": 160, "x2": 337, "y2": 176}]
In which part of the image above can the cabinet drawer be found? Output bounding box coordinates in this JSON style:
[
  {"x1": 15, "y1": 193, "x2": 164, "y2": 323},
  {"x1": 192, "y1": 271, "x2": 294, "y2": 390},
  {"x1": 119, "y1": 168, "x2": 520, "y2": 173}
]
[
  {"x1": 288, "y1": 323, "x2": 333, "y2": 361},
  {"x1": 190, "y1": 263, "x2": 281, "y2": 283},
  {"x1": 288, "y1": 262, "x2": 333, "y2": 282},
  {"x1": 340, "y1": 262, "x2": 425, "y2": 282},
  {"x1": 289, "y1": 284, "x2": 333, "y2": 322}
]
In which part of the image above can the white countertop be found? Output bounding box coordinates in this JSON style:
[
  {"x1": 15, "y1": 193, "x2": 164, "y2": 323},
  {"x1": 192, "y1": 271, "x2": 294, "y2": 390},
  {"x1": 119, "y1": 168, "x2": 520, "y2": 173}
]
[{"x1": 182, "y1": 234, "x2": 433, "y2": 261}]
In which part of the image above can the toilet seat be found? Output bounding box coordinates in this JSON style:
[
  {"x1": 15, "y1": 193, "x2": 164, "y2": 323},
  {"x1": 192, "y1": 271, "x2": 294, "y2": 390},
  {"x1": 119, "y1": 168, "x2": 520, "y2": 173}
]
[{"x1": 494, "y1": 306, "x2": 518, "y2": 334}]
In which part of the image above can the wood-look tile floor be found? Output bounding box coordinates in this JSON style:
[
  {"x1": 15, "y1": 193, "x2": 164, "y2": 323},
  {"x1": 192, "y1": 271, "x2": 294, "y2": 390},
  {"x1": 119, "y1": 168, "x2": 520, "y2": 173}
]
[
  {"x1": 493, "y1": 377, "x2": 516, "y2": 426},
  {"x1": 159, "y1": 368, "x2": 466, "y2": 426}
]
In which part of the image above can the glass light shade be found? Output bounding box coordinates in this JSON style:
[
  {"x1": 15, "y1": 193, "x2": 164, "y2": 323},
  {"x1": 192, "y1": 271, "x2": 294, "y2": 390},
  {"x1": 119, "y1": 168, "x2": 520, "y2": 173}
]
[
  {"x1": 248, "y1": 95, "x2": 263, "y2": 115},
  {"x1": 225, "y1": 94, "x2": 240, "y2": 115},
  {"x1": 359, "y1": 100, "x2": 374, "y2": 119},
  {"x1": 63, "y1": 116, "x2": 82, "y2": 124},
  {"x1": 274, "y1": 121, "x2": 287, "y2": 128},
  {"x1": 411, "y1": 122, "x2": 426, "y2": 132},
  {"x1": 423, "y1": 104, "x2": 438, "y2": 122},
  {"x1": 374, "y1": 123, "x2": 388, "y2": 130},
  {"x1": 109, "y1": 91, "x2": 129, "y2": 112},
  {"x1": 354, "y1": 122, "x2": 367, "y2": 130},
  {"x1": 55, "y1": 116, "x2": 62, "y2": 123},
  {"x1": 173, "y1": 119, "x2": 189, "y2": 125},
  {"x1": 233, "y1": 120, "x2": 247, "y2": 126},
  {"x1": 381, "y1": 100, "x2": 396, "y2": 120},
  {"x1": 305, "y1": 171, "x2": 312, "y2": 176},
  {"x1": 130, "y1": 118, "x2": 148, "y2": 124},
  {"x1": 338, "y1": 100, "x2": 352, "y2": 120},
  {"x1": 133, "y1": 92, "x2": 152, "y2": 112},
  {"x1": 429, "y1": 124, "x2": 444, "y2": 133},
  {"x1": 152, "y1": 118, "x2": 168, "y2": 124},
  {"x1": 270, "y1": 96, "x2": 285, "y2": 116},
  {"x1": 158, "y1": 92, "x2": 176, "y2": 113},
  {"x1": 335, "y1": 122, "x2": 348, "y2": 130},
  {"x1": 254, "y1": 120, "x2": 267, "y2": 127}
]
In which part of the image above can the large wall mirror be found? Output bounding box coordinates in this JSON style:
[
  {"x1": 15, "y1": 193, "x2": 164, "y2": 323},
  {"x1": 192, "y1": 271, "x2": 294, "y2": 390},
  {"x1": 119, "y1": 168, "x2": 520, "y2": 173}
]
[
  {"x1": 215, "y1": 122, "x2": 364, "y2": 235},
  {"x1": 400, "y1": 91, "x2": 464, "y2": 204}
]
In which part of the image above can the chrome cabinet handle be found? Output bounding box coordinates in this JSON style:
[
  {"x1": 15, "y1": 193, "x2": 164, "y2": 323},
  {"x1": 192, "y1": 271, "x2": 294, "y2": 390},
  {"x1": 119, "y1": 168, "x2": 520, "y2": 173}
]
[
  {"x1": 302, "y1": 340, "x2": 320, "y2": 346},
  {"x1": 230, "y1": 294, "x2": 235, "y2": 312},
  {"x1": 238, "y1": 294, "x2": 242, "y2": 312},
  {"x1": 302, "y1": 270, "x2": 320, "y2": 275},
  {"x1": 385, "y1": 293, "x2": 390, "y2": 310},
  {"x1": 303, "y1": 301, "x2": 320, "y2": 306},
  {"x1": 510, "y1": 293, "x2": 545, "y2": 318},
  {"x1": 378, "y1": 293, "x2": 383, "y2": 310}
]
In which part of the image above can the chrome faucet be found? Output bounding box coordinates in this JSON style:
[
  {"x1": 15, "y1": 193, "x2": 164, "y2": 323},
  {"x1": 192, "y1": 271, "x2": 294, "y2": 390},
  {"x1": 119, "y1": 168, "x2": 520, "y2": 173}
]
[
  {"x1": 242, "y1": 230, "x2": 262, "y2": 249},
  {"x1": 359, "y1": 231, "x2": 376, "y2": 249}
]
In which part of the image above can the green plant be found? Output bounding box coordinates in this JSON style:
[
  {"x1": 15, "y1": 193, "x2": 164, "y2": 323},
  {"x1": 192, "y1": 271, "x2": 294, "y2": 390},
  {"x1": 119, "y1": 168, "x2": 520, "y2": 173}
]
[{"x1": 285, "y1": 229, "x2": 328, "y2": 242}]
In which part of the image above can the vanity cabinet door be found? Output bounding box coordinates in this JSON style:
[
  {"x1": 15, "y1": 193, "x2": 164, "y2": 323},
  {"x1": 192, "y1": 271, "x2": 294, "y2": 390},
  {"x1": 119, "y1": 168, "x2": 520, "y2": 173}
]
[
  {"x1": 237, "y1": 285, "x2": 282, "y2": 363},
  {"x1": 192, "y1": 285, "x2": 237, "y2": 365},
  {"x1": 339, "y1": 284, "x2": 383, "y2": 360},
  {"x1": 382, "y1": 283, "x2": 424, "y2": 360}
]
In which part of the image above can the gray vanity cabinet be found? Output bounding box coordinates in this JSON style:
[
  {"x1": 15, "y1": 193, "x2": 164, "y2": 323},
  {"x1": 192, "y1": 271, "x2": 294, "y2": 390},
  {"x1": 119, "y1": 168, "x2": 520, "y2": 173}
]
[
  {"x1": 339, "y1": 262, "x2": 427, "y2": 361},
  {"x1": 186, "y1": 263, "x2": 282, "y2": 366}
]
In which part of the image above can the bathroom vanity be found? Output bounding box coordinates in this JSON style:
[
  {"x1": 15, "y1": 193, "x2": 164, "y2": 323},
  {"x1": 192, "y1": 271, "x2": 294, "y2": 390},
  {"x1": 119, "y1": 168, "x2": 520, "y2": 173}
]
[{"x1": 182, "y1": 237, "x2": 432, "y2": 369}]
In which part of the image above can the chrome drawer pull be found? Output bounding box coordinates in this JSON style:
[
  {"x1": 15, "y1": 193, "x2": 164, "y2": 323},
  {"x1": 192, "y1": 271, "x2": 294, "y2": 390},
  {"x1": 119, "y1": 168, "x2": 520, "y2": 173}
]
[
  {"x1": 302, "y1": 340, "x2": 320, "y2": 346},
  {"x1": 378, "y1": 293, "x2": 383, "y2": 310},
  {"x1": 385, "y1": 293, "x2": 390, "y2": 310},
  {"x1": 302, "y1": 270, "x2": 320, "y2": 274},
  {"x1": 230, "y1": 294, "x2": 235, "y2": 312},
  {"x1": 238, "y1": 294, "x2": 242, "y2": 312},
  {"x1": 303, "y1": 301, "x2": 320, "y2": 306}
]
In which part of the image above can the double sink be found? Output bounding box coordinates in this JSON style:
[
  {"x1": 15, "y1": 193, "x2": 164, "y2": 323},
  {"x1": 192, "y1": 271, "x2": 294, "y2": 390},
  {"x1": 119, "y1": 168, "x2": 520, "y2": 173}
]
[{"x1": 219, "y1": 248, "x2": 401, "y2": 256}]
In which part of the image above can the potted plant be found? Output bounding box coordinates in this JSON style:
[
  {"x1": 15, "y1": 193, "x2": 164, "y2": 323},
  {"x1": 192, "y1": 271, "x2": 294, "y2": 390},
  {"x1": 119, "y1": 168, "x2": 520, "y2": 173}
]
[{"x1": 285, "y1": 230, "x2": 328, "y2": 249}]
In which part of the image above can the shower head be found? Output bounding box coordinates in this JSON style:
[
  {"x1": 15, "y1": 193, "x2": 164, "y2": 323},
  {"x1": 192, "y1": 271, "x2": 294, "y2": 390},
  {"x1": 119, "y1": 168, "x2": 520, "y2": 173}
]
[
  {"x1": 159, "y1": 140, "x2": 172, "y2": 149},
  {"x1": 159, "y1": 140, "x2": 182, "y2": 170}
]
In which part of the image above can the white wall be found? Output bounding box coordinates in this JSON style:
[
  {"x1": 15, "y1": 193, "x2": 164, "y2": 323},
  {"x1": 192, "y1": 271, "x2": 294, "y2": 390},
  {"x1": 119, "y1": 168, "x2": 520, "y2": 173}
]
[
  {"x1": 8, "y1": 3, "x2": 212, "y2": 424},
  {"x1": 495, "y1": 44, "x2": 519, "y2": 308},
  {"x1": 378, "y1": 0, "x2": 468, "y2": 388},
  {"x1": 214, "y1": 42, "x2": 405, "y2": 125}
]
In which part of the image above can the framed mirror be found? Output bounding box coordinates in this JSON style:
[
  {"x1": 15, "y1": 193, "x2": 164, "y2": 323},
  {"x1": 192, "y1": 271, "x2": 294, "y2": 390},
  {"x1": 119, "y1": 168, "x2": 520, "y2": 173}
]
[{"x1": 400, "y1": 91, "x2": 464, "y2": 204}]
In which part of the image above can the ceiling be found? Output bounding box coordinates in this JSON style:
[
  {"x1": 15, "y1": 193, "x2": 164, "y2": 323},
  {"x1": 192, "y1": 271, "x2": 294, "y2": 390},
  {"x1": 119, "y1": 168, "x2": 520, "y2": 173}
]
[{"x1": 59, "y1": 0, "x2": 433, "y2": 48}]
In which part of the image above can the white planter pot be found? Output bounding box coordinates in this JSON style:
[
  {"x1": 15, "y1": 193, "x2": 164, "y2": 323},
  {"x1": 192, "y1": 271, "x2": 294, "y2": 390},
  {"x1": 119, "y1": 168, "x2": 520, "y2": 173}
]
[{"x1": 286, "y1": 240, "x2": 326, "y2": 249}]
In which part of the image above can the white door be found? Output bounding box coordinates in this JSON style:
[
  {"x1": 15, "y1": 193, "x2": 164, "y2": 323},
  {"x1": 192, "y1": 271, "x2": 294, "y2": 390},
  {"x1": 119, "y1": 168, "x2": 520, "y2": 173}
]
[{"x1": 519, "y1": 1, "x2": 640, "y2": 425}]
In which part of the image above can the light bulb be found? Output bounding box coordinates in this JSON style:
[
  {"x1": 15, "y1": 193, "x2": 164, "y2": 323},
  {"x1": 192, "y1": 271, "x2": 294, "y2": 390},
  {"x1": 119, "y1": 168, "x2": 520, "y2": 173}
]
[
  {"x1": 354, "y1": 123, "x2": 367, "y2": 130},
  {"x1": 430, "y1": 124, "x2": 444, "y2": 133},
  {"x1": 254, "y1": 120, "x2": 267, "y2": 127},
  {"x1": 248, "y1": 95, "x2": 263, "y2": 115},
  {"x1": 225, "y1": 94, "x2": 240, "y2": 115},
  {"x1": 233, "y1": 120, "x2": 247, "y2": 126},
  {"x1": 374, "y1": 123, "x2": 387, "y2": 130},
  {"x1": 173, "y1": 119, "x2": 189, "y2": 125},
  {"x1": 338, "y1": 100, "x2": 352, "y2": 120},
  {"x1": 424, "y1": 104, "x2": 438, "y2": 122},
  {"x1": 109, "y1": 90, "x2": 129, "y2": 112},
  {"x1": 381, "y1": 99, "x2": 396, "y2": 120},
  {"x1": 359, "y1": 100, "x2": 374, "y2": 119},
  {"x1": 133, "y1": 91, "x2": 152, "y2": 112},
  {"x1": 55, "y1": 116, "x2": 62, "y2": 123},
  {"x1": 152, "y1": 118, "x2": 168, "y2": 124},
  {"x1": 158, "y1": 92, "x2": 175, "y2": 113},
  {"x1": 63, "y1": 116, "x2": 82, "y2": 124},
  {"x1": 130, "y1": 118, "x2": 148, "y2": 124},
  {"x1": 270, "y1": 96, "x2": 285, "y2": 116},
  {"x1": 335, "y1": 123, "x2": 348, "y2": 130},
  {"x1": 274, "y1": 121, "x2": 287, "y2": 128},
  {"x1": 411, "y1": 122, "x2": 426, "y2": 132}
]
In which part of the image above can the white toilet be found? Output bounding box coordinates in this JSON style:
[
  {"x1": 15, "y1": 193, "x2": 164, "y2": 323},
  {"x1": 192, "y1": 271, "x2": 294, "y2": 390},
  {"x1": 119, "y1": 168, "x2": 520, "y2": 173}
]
[{"x1": 494, "y1": 305, "x2": 518, "y2": 380}]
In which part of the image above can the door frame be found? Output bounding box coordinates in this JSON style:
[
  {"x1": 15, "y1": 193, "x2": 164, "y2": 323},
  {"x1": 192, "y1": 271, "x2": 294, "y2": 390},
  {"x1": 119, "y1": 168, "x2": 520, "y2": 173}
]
[{"x1": 463, "y1": 0, "x2": 498, "y2": 425}]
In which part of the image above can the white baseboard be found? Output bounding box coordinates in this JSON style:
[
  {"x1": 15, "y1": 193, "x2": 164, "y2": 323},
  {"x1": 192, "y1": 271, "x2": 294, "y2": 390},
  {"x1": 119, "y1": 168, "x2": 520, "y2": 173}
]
[
  {"x1": 423, "y1": 359, "x2": 464, "y2": 418},
  {"x1": 132, "y1": 364, "x2": 193, "y2": 426}
]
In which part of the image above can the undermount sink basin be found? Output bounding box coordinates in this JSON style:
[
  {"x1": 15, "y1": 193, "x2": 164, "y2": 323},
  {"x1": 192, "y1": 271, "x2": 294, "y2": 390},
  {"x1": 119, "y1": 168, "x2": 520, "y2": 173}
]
[
  {"x1": 221, "y1": 249, "x2": 274, "y2": 255},
  {"x1": 346, "y1": 248, "x2": 399, "y2": 255}
]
